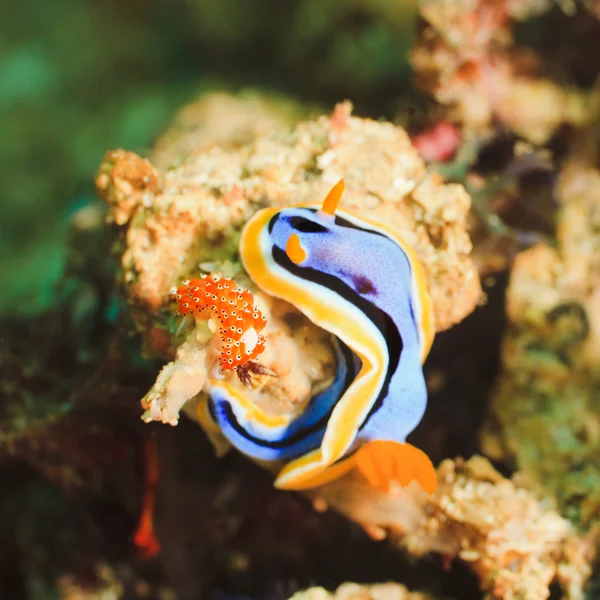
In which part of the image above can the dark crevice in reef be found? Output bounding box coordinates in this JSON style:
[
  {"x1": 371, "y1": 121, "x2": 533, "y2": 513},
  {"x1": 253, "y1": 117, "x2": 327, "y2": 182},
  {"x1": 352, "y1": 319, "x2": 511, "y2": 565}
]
[
  {"x1": 415, "y1": 271, "x2": 509, "y2": 468},
  {"x1": 152, "y1": 422, "x2": 484, "y2": 600}
]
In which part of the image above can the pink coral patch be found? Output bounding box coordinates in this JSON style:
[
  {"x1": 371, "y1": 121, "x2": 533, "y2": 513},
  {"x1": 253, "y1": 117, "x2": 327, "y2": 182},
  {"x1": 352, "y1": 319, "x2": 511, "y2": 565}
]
[{"x1": 412, "y1": 120, "x2": 461, "y2": 163}]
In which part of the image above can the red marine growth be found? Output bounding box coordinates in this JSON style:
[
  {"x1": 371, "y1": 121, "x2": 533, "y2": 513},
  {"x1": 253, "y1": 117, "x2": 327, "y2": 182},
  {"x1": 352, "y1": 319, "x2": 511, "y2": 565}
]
[{"x1": 174, "y1": 274, "x2": 267, "y2": 372}]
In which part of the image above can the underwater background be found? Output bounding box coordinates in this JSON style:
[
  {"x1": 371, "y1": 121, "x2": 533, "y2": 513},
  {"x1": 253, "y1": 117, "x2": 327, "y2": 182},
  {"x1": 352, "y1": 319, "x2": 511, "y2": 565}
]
[{"x1": 1, "y1": 0, "x2": 600, "y2": 599}]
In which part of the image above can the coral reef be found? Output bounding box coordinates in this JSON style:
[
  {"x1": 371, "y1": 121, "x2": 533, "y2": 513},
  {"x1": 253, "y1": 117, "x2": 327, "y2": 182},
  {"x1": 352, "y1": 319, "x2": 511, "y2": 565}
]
[
  {"x1": 411, "y1": 0, "x2": 591, "y2": 144},
  {"x1": 410, "y1": 9, "x2": 600, "y2": 592},
  {"x1": 94, "y1": 92, "x2": 600, "y2": 598},
  {"x1": 311, "y1": 456, "x2": 596, "y2": 600},
  {"x1": 96, "y1": 99, "x2": 481, "y2": 427},
  {"x1": 483, "y1": 158, "x2": 600, "y2": 528},
  {"x1": 4, "y1": 0, "x2": 600, "y2": 595}
]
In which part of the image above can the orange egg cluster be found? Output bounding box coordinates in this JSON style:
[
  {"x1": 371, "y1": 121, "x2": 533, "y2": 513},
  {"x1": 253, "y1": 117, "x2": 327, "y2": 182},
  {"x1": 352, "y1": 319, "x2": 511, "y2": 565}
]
[{"x1": 174, "y1": 274, "x2": 267, "y2": 371}]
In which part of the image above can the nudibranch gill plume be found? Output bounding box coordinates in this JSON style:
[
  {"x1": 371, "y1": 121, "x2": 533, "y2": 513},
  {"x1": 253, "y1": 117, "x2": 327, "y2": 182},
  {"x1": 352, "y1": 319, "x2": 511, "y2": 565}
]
[{"x1": 230, "y1": 179, "x2": 438, "y2": 494}]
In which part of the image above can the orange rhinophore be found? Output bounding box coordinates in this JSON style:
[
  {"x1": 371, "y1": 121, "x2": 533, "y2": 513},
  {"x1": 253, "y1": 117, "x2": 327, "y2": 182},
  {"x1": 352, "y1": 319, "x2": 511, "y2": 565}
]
[{"x1": 174, "y1": 274, "x2": 267, "y2": 372}]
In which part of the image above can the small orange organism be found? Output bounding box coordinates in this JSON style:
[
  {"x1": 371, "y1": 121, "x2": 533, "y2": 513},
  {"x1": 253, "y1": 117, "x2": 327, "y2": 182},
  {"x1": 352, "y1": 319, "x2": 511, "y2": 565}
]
[
  {"x1": 133, "y1": 437, "x2": 160, "y2": 559},
  {"x1": 173, "y1": 274, "x2": 267, "y2": 380}
]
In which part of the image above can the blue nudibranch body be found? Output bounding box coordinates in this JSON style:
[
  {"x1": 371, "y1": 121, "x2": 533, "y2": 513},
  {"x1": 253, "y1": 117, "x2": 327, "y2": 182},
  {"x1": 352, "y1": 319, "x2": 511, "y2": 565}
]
[{"x1": 208, "y1": 179, "x2": 437, "y2": 494}]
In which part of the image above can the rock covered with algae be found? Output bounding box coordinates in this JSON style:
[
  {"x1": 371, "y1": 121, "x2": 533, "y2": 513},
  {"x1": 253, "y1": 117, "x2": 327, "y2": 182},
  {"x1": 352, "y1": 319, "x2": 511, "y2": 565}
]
[
  {"x1": 483, "y1": 159, "x2": 600, "y2": 528},
  {"x1": 96, "y1": 97, "x2": 481, "y2": 426}
]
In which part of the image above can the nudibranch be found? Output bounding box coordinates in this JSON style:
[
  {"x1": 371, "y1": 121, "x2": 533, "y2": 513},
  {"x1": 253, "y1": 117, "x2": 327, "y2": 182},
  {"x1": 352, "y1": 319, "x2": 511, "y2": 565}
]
[
  {"x1": 199, "y1": 180, "x2": 437, "y2": 494},
  {"x1": 173, "y1": 274, "x2": 267, "y2": 378}
]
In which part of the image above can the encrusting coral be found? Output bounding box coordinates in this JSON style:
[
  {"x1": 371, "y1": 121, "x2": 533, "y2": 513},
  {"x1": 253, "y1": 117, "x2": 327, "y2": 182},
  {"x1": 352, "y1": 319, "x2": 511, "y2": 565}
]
[{"x1": 151, "y1": 90, "x2": 309, "y2": 170}]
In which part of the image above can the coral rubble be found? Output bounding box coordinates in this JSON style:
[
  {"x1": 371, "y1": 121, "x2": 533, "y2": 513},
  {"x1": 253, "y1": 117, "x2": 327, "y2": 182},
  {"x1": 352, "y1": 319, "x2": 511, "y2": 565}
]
[{"x1": 289, "y1": 582, "x2": 439, "y2": 600}]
